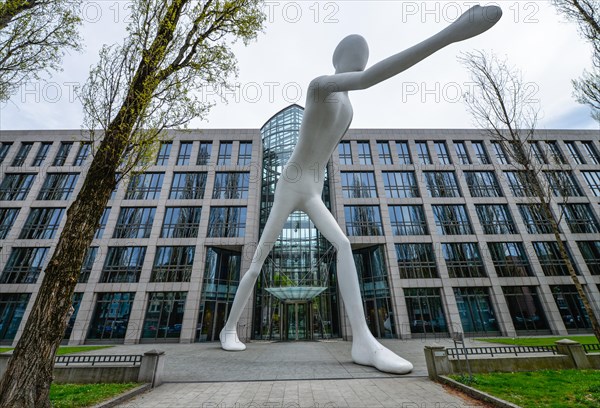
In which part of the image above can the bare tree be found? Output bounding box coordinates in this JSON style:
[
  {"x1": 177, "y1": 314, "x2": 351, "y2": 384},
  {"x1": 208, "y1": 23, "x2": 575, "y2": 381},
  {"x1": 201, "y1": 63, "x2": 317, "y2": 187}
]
[
  {"x1": 0, "y1": 1, "x2": 265, "y2": 406},
  {"x1": 459, "y1": 50, "x2": 600, "y2": 342}
]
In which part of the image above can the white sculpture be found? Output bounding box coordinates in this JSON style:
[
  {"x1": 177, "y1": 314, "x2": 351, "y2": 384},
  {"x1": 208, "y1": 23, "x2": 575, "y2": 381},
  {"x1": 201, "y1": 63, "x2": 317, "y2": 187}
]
[{"x1": 221, "y1": 5, "x2": 502, "y2": 374}]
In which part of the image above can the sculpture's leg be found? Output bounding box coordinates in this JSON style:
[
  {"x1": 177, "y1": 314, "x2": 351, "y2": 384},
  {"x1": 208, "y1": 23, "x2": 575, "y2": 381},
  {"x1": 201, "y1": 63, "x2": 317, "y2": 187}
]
[
  {"x1": 302, "y1": 196, "x2": 413, "y2": 374},
  {"x1": 220, "y1": 197, "x2": 296, "y2": 351}
]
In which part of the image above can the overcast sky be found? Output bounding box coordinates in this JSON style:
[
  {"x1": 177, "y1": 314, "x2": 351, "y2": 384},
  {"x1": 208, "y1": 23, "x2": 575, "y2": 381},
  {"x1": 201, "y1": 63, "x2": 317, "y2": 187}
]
[{"x1": 1, "y1": 1, "x2": 598, "y2": 131}]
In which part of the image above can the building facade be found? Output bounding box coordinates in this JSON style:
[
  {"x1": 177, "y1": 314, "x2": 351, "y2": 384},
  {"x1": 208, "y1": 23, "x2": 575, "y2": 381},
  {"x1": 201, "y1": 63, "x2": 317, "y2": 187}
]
[{"x1": 1, "y1": 105, "x2": 599, "y2": 345}]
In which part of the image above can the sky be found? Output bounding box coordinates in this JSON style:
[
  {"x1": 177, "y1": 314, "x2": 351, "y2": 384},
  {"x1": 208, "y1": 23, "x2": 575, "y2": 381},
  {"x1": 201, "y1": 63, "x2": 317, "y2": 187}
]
[{"x1": 0, "y1": 0, "x2": 599, "y2": 131}]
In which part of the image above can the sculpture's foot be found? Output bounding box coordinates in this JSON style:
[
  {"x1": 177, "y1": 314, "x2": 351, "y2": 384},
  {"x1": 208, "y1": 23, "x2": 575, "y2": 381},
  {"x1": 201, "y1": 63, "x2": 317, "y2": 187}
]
[
  {"x1": 219, "y1": 328, "x2": 246, "y2": 351},
  {"x1": 351, "y1": 335, "x2": 413, "y2": 374}
]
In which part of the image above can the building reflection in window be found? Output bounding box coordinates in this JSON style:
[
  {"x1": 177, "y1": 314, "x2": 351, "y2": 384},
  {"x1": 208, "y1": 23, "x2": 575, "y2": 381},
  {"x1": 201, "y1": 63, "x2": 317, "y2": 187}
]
[
  {"x1": 87, "y1": 292, "x2": 135, "y2": 343},
  {"x1": 453, "y1": 287, "x2": 499, "y2": 335},
  {"x1": 404, "y1": 288, "x2": 448, "y2": 336},
  {"x1": 142, "y1": 292, "x2": 187, "y2": 342},
  {"x1": 502, "y1": 286, "x2": 550, "y2": 334}
]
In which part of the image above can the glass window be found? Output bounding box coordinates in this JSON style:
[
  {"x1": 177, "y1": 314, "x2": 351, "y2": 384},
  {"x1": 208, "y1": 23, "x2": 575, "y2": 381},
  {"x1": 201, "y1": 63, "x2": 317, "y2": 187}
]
[
  {"x1": 155, "y1": 141, "x2": 172, "y2": 165},
  {"x1": 37, "y1": 173, "x2": 79, "y2": 200},
  {"x1": 544, "y1": 171, "x2": 582, "y2": 197},
  {"x1": 582, "y1": 171, "x2": 600, "y2": 196},
  {"x1": 19, "y1": 207, "x2": 65, "y2": 239},
  {"x1": 176, "y1": 141, "x2": 193, "y2": 165},
  {"x1": 503, "y1": 286, "x2": 549, "y2": 332},
  {"x1": 73, "y1": 142, "x2": 91, "y2": 166},
  {"x1": 404, "y1": 288, "x2": 448, "y2": 334},
  {"x1": 551, "y1": 285, "x2": 592, "y2": 331},
  {"x1": 490, "y1": 141, "x2": 509, "y2": 164},
  {"x1": 169, "y1": 172, "x2": 206, "y2": 200},
  {"x1": 338, "y1": 141, "x2": 352, "y2": 165},
  {"x1": 518, "y1": 204, "x2": 555, "y2": 234},
  {"x1": 63, "y1": 293, "x2": 83, "y2": 340},
  {"x1": 79, "y1": 247, "x2": 98, "y2": 283},
  {"x1": 52, "y1": 142, "x2": 73, "y2": 166},
  {"x1": 161, "y1": 207, "x2": 202, "y2": 238},
  {"x1": 423, "y1": 172, "x2": 461, "y2": 197},
  {"x1": 434, "y1": 141, "x2": 452, "y2": 164},
  {"x1": 432, "y1": 205, "x2": 473, "y2": 235},
  {"x1": 395, "y1": 141, "x2": 411, "y2": 164},
  {"x1": 212, "y1": 172, "x2": 250, "y2": 199},
  {"x1": 505, "y1": 171, "x2": 536, "y2": 197},
  {"x1": 488, "y1": 242, "x2": 532, "y2": 277},
  {"x1": 388, "y1": 205, "x2": 427, "y2": 235},
  {"x1": 377, "y1": 141, "x2": 393, "y2": 164},
  {"x1": 11, "y1": 142, "x2": 33, "y2": 167},
  {"x1": 124, "y1": 172, "x2": 164, "y2": 200},
  {"x1": 464, "y1": 171, "x2": 503, "y2": 197},
  {"x1": 471, "y1": 141, "x2": 490, "y2": 164},
  {"x1": 151, "y1": 246, "x2": 195, "y2": 282},
  {"x1": 382, "y1": 171, "x2": 419, "y2": 198},
  {"x1": 453, "y1": 141, "x2": 471, "y2": 164},
  {"x1": 395, "y1": 243, "x2": 438, "y2": 279},
  {"x1": 533, "y1": 241, "x2": 575, "y2": 276},
  {"x1": 217, "y1": 141, "x2": 232, "y2": 165},
  {"x1": 113, "y1": 207, "x2": 156, "y2": 239},
  {"x1": 564, "y1": 141, "x2": 585, "y2": 164},
  {"x1": 581, "y1": 141, "x2": 600, "y2": 164},
  {"x1": 0, "y1": 142, "x2": 12, "y2": 165},
  {"x1": 238, "y1": 142, "x2": 252, "y2": 165},
  {"x1": 545, "y1": 141, "x2": 566, "y2": 164},
  {"x1": 0, "y1": 173, "x2": 36, "y2": 200},
  {"x1": 475, "y1": 204, "x2": 517, "y2": 234},
  {"x1": 141, "y1": 292, "x2": 187, "y2": 340},
  {"x1": 442, "y1": 243, "x2": 486, "y2": 278},
  {"x1": 87, "y1": 292, "x2": 135, "y2": 341},
  {"x1": 357, "y1": 141, "x2": 372, "y2": 165},
  {"x1": 100, "y1": 246, "x2": 147, "y2": 283},
  {"x1": 344, "y1": 205, "x2": 383, "y2": 236},
  {"x1": 0, "y1": 247, "x2": 49, "y2": 284},
  {"x1": 94, "y1": 207, "x2": 111, "y2": 239},
  {"x1": 341, "y1": 172, "x2": 377, "y2": 198},
  {"x1": 415, "y1": 141, "x2": 431, "y2": 164},
  {"x1": 0, "y1": 208, "x2": 20, "y2": 239},
  {"x1": 207, "y1": 207, "x2": 247, "y2": 237},
  {"x1": 453, "y1": 287, "x2": 498, "y2": 334},
  {"x1": 529, "y1": 141, "x2": 547, "y2": 164},
  {"x1": 577, "y1": 241, "x2": 600, "y2": 275},
  {"x1": 0, "y1": 293, "x2": 31, "y2": 342},
  {"x1": 32, "y1": 142, "x2": 52, "y2": 166},
  {"x1": 561, "y1": 204, "x2": 600, "y2": 234},
  {"x1": 197, "y1": 142, "x2": 212, "y2": 165}
]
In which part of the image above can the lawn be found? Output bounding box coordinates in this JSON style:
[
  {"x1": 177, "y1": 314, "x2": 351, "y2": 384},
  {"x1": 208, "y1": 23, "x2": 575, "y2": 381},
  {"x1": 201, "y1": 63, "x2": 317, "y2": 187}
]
[
  {"x1": 50, "y1": 383, "x2": 140, "y2": 408},
  {"x1": 475, "y1": 335, "x2": 599, "y2": 347},
  {"x1": 451, "y1": 370, "x2": 600, "y2": 408},
  {"x1": 0, "y1": 345, "x2": 113, "y2": 355}
]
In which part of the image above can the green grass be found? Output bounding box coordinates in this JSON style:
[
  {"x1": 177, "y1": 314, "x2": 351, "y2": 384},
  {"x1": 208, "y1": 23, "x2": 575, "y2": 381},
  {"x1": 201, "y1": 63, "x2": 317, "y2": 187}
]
[
  {"x1": 475, "y1": 335, "x2": 599, "y2": 347},
  {"x1": 451, "y1": 370, "x2": 600, "y2": 408},
  {"x1": 0, "y1": 345, "x2": 113, "y2": 355},
  {"x1": 50, "y1": 383, "x2": 140, "y2": 408}
]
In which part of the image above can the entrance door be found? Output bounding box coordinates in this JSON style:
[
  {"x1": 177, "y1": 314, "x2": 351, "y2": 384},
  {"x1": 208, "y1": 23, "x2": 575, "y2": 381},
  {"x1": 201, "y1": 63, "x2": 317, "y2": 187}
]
[
  {"x1": 283, "y1": 302, "x2": 311, "y2": 341},
  {"x1": 198, "y1": 301, "x2": 228, "y2": 342}
]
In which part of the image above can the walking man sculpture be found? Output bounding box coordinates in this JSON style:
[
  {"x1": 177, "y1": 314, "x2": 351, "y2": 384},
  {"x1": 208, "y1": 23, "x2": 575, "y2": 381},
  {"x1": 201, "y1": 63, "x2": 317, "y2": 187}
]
[{"x1": 221, "y1": 5, "x2": 502, "y2": 374}]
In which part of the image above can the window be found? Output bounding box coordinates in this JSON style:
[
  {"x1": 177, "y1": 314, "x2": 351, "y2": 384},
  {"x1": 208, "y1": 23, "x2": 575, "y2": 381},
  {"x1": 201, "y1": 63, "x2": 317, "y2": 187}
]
[
  {"x1": 396, "y1": 141, "x2": 411, "y2": 164},
  {"x1": 533, "y1": 241, "x2": 574, "y2": 276},
  {"x1": 87, "y1": 292, "x2": 135, "y2": 341},
  {"x1": 564, "y1": 141, "x2": 585, "y2": 164},
  {"x1": 503, "y1": 286, "x2": 549, "y2": 332},
  {"x1": 551, "y1": 285, "x2": 592, "y2": 331},
  {"x1": 404, "y1": 288, "x2": 448, "y2": 334},
  {"x1": 518, "y1": 204, "x2": 554, "y2": 234},
  {"x1": 415, "y1": 141, "x2": 431, "y2": 164},
  {"x1": 464, "y1": 171, "x2": 503, "y2": 197},
  {"x1": 217, "y1": 141, "x2": 232, "y2": 165},
  {"x1": 151, "y1": 246, "x2": 195, "y2": 282},
  {"x1": 155, "y1": 142, "x2": 172, "y2": 165},
  {"x1": 19, "y1": 207, "x2": 65, "y2": 239},
  {"x1": 94, "y1": 207, "x2": 111, "y2": 239},
  {"x1": 32, "y1": 142, "x2": 52, "y2": 166},
  {"x1": 79, "y1": 247, "x2": 98, "y2": 283},
  {"x1": 197, "y1": 142, "x2": 212, "y2": 165},
  {"x1": 453, "y1": 287, "x2": 498, "y2": 333},
  {"x1": 212, "y1": 172, "x2": 250, "y2": 199},
  {"x1": 100, "y1": 246, "x2": 146, "y2": 283},
  {"x1": 125, "y1": 172, "x2": 164, "y2": 200},
  {"x1": 377, "y1": 141, "x2": 393, "y2": 164},
  {"x1": 238, "y1": 142, "x2": 252, "y2": 165},
  {"x1": 546, "y1": 141, "x2": 566, "y2": 164},
  {"x1": 207, "y1": 207, "x2": 247, "y2": 237},
  {"x1": 395, "y1": 243, "x2": 438, "y2": 279},
  {"x1": 0, "y1": 294, "x2": 31, "y2": 342},
  {"x1": 0, "y1": 247, "x2": 49, "y2": 284},
  {"x1": 113, "y1": 207, "x2": 156, "y2": 239},
  {"x1": 37, "y1": 173, "x2": 78, "y2": 200},
  {"x1": 577, "y1": 241, "x2": 600, "y2": 275},
  {"x1": 388, "y1": 205, "x2": 427, "y2": 235},
  {"x1": 0, "y1": 143, "x2": 12, "y2": 165},
  {"x1": 453, "y1": 141, "x2": 471, "y2": 164},
  {"x1": 341, "y1": 172, "x2": 377, "y2": 198},
  {"x1": 582, "y1": 171, "x2": 600, "y2": 196},
  {"x1": 382, "y1": 172, "x2": 419, "y2": 198},
  {"x1": 73, "y1": 142, "x2": 91, "y2": 166},
  {"x1": 561, "y1": 204, "x2": 600, "y2": 234},
  {"x1": 338, "y1": 141, "x2": 352, "y2": 165},
  {"x1": 432, "y1": 205, "x2": 473, "y2": 235},
  {"x1": 581, "y1": 141, "x2": 600, "y2": 164},
  {"x1": 0, "y1": 208, "x2": 20, "y2": 239},
  {"x1": 475, "y1": 204, "x2": 517, "y2": 234},
  {"x1": 471, "y1": 141, "x2": 490, "y2": 164},
  {"x1": 529, "y1": 141, "x2": 547, "y2": 164},
  {"x1": 357, "y1": 141, "x2": 372, "y2": 165},
  {"x1": 488, "y1": 242, "x2": 532, "y2": 277},
  {"x1": 63, "y1": 293, "x2": 83, "y2": 340},
  {"x1": 141, "y1": 292, "x2": 187, "y2": 340},
  {"x1": 0, "y1": 173, "x2": 36, "y2": 200},
  {"x1": 169, "y1": 172, "x2": 206, "y2": 200},
  {"x1": 52, "y1": 142, "x2": 73, "y2": 166},
  {"x1": 434, "y1": 141, "x2": 452, "y2": 164},
  {"x1": 490, "y1": 141, "x2": 509, "y2": 164},
  {"x1": 505, "y1": 171, "x2": 536, "y2": 197},
  {"x1": 176, "y1": 141, "x2": 193, "y2": 165},
  {"x1": 442, "y1": 243, "x2": 486, "y2": 278},
  {"x1": 11, "y1": 142, "x2": 33, "y2": 166},
  {"x1": 344, "y1": 206, "x2": 383, "y2": 236},
  {"x1": 424, "y1": 172, "x2": 461, "y2": 197},
  {"x1": 161, "y1": 207, "x2": 202, "y2": 238},
  {"x1": 544, "y1": 171, "x2": 582, "y2": 197}
]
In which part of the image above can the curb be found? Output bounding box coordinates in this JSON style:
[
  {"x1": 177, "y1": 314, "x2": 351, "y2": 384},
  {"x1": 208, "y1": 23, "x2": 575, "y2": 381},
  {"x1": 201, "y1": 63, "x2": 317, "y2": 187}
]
[
  {"x1": 438, "y1": 375, "x2": 521, "y2": 408},
  {"x1": 91, "y1": 383, "x2": 152, "y2": 408}
]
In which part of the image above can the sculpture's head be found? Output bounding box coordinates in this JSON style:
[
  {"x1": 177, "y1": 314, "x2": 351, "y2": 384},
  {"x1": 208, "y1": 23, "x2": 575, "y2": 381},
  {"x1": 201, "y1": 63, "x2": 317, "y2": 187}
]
[{"x1": 333, "y1": 34, "x2": 369, "y2": 73}]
